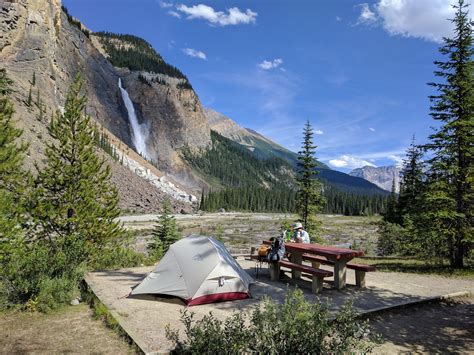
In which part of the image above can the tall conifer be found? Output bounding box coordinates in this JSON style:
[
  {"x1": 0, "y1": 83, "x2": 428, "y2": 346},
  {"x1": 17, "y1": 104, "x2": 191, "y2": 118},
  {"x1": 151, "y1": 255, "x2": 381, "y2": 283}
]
[
  {"x1": 0, "y1": 69, "x2": 28, "y2": 257},
  {"x1": 398, "y1": 136, "x2": 424, "y2": 219},
  {"x1": 34, "y1": 74, "x2": 125, "y2": 267},
  {"x1": 422, "y1": 0, "x2": 473, "y2": 267},
  {"x1": 296, "y1": 120, "x2": 325, "y2": 238}
]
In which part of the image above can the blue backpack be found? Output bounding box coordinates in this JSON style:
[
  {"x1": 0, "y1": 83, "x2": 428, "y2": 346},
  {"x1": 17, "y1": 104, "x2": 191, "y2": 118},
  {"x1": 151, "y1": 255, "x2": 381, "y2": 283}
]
[{"x1": 267, "y1": 236, "x2": 285, "y2": 261}]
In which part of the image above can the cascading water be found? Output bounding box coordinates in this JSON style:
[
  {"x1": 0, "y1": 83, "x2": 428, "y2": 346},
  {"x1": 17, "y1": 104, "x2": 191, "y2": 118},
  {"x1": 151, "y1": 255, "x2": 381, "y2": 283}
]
[{"x1": 118, "y1": 78, "x2": 149, "y2": 159}]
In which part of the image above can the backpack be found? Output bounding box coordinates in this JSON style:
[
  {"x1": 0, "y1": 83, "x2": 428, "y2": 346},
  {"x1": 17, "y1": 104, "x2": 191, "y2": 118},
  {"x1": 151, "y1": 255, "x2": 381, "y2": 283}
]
[
  {"x1": 267, "y1": 236, "x2": 285, "y2": 262},
  {"x1": 258, "y1": 244, "x2": 270, "y2": 259}
]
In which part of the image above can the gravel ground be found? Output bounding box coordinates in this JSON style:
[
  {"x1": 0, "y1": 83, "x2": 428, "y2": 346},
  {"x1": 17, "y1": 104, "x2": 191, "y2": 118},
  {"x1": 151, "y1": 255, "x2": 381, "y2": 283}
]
[{"x1": 372, "y1": 296, "x2": 474, "y2": 354}]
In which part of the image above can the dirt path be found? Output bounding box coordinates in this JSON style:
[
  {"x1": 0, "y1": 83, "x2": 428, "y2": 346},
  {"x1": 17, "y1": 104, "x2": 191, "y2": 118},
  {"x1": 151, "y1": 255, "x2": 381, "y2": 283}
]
[
  {"x1": 0, "y1": 304, "x2": 133, "y2": 354},
  {"x1": 372, "y1": 296, "x2": 474, "y2": 354}
]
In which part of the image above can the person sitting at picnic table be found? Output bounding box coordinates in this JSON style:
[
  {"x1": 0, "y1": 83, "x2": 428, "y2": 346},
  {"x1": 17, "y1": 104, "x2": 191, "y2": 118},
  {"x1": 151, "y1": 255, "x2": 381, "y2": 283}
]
[{"x1": 291, "y1": 222, "x2": 310, "y2": 243}]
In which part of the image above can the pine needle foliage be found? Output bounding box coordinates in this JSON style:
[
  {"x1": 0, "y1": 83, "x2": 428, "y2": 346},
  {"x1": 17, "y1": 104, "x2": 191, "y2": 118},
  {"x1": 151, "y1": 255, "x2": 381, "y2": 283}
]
[
  {"x1": 0, "y1": 68, "x2": 28, "y2": 261},
  {"x1": 398, "y1": 136, "x2": 425, "y2": 220},
  {"x1": 33, "y1": 74, "x2": 126, "y2": 268},
  {"x1": 149, "y1": 199, "x2": 180, "y2": 259},
  {"x1": 296, "y1": 120, "x2": 325, "y2": 238},
  {"x1": 421, "y1": 0, "x2": 474, "y2": 267}
]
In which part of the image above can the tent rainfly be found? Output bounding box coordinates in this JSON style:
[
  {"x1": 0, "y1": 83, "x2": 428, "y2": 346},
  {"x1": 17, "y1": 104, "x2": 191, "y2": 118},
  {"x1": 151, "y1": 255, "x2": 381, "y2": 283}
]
[{"x1": 130, "y1": 235, "x2": 254, "y2": 306}]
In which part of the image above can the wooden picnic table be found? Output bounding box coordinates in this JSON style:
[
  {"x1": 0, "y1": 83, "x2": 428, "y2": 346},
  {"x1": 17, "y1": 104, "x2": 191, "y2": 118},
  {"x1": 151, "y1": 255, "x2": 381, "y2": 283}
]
[{"x1": 264, "y1": 240, "x2": 364, "y2": 290}]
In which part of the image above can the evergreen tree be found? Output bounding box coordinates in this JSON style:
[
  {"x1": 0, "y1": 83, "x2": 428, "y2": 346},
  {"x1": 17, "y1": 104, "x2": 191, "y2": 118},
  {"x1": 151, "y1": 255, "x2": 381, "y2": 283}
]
[
  {"x1": 149, "y1": 199, "x2": 180, "y2": 258},
  {"x1": 398, "y1": 136, "x2": 425, "y2": 219},
  {"x1": 384, "y1": 180, "x2": 399, "y2": 224},
  {"x1": 35, "y1": 89, "x2": 40, "y2": 108},
  {"x1": 296, "y1": 120, "x2": 325, "y2": 238},
  {"x1": 422, "y1": 0, "x2": 473, "y2": 267},
  {"x1": 34, "y1": 74, "x2": 126, "y2": 268},
  {"x1": 0, "y1": 69, "x2": 28, "y2": 258},
  {"x1": 27, "y1": 86, "x2": 32, "y2": 107}
]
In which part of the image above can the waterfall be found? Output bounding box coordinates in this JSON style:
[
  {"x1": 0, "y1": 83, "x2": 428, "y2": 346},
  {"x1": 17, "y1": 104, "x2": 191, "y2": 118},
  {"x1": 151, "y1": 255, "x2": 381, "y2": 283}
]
[{"x1": 118, "y1": 78, "x2": 149, "y2": 159}]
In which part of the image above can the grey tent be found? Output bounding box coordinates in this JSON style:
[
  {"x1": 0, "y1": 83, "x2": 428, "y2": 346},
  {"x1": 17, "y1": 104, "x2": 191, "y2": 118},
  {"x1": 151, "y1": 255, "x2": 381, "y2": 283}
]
[{"x1": 131, "y1": 235, "x2": 254, "y2": 306}]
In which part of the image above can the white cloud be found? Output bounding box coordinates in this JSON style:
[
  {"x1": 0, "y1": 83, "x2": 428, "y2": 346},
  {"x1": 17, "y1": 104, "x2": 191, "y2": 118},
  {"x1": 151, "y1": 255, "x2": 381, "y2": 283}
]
[
  {"x1": 329, "y1": 155, "x2": 376, "y2": 169},
  {"x1": 389, "y1": 154, "x2": 404, "y2": 167},
  {"x1": 159, "y1": 1, "x2": 173, "y2": 8},
  {"x1": 258, "y1": 58, "x2": 283, "y2": 70},
  {"x1": 315, "y1": 129, "x2": 324, "y2": 135},
  {"x1": 336, "y1": 16, "x2": 342, "y2": 22},
  {"x1": 175, "y1": 4, "x2": 257, "y2": 26},
  {"x1": 357, "y1": 3, "x2": 377, "y2": 24},
  {"x1": 357, "y1": 0, "x2": 469, "y2": 43},
  {"x1": 168, "y1": 10, "x2": 181, "y2": 18},
  {"x1": 369, "y1": 127, "x2": 375, "y2": 132},
  {"x1": 182, "y1": 48, "x2": 207, "y2": 60}
]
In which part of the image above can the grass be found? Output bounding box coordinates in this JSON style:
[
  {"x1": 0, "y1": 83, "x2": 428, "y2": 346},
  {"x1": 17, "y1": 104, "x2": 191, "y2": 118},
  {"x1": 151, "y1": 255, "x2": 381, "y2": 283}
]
[
  {"x1": 0, "y1": 304, "x2": 134, "y2": 354},
  {"x1": 353, "y1": 257, "x2": 474, "y2": 279}
]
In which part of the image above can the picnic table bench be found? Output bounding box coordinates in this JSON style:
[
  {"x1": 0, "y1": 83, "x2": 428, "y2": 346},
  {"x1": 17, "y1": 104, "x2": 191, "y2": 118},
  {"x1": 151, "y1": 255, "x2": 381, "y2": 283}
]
[
  {"x1": 270, "y1": 260, "x2": 333, "y2": 293},
  {"x1": 302, "y1": 254, "x2": 376, "y2": 288},
  {"x1": 263, "y1": 240, "x2": 366, "y2": 290}
]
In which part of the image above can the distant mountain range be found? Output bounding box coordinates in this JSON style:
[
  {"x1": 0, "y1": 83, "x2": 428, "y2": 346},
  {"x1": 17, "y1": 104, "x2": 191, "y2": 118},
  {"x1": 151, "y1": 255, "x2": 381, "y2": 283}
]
[
  {"x1": 349, "y1": 165, "x2": 401, "y2": 193},
  {"x1": 1, "y1": 0, "x2": 388, "y2": 213},
  {"x1": 205, "y1": 108, "x2": 388, "y2": 195}
]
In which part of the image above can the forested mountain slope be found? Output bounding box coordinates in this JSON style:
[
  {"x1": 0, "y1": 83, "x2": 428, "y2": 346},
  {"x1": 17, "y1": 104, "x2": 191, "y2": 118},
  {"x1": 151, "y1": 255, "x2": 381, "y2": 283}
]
[{"x1": 1, "y1": 0, "x2": 388, "y2": 214}]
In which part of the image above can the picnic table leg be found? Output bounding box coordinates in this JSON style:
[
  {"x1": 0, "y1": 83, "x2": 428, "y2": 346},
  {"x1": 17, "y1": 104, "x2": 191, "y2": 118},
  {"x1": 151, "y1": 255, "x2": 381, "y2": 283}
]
[
  {"x1": 334, "y1": 259, "x2": 347, "y2": 290},
  {"x1": 312, "y1": 276, "x2": 324, "y2": 294},
  {"x1": 290, "y1": 252, "x2": 302, "y2": 279},
  {"x1": 269, "y1": 261, "x2": 280, "y2": 281}
]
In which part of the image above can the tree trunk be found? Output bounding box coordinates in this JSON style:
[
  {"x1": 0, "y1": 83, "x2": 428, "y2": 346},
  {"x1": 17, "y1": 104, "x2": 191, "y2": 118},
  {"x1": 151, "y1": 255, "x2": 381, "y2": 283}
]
[{"x1": 453, "y1": 243, "x2": 464, "y2": 268}]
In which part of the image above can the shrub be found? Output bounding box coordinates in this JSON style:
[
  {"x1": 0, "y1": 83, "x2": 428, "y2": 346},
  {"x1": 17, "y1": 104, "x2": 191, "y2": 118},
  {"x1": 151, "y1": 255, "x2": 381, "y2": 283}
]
[
  {"x1": 149, "y1": 199, "x2": 180, "y2": 260},
  {"x1": 166, "y1": 288, "x2": 378, "y2": 354},
  {"x1": 92, "y1": 245, "x2": 147, "y2": 270},
  {"x1": 0, "y1": 241, "x2": 83, "y2": 311},
  {"x1": 376, "y1": 221, "x2": 404, "y2": 256},
  {"x1": 35, "y1": 274, "x2": 81, "y2": 312}
]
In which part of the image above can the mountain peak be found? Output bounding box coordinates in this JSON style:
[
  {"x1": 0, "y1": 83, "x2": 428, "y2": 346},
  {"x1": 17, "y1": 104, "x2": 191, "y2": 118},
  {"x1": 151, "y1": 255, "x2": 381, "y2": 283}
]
[{"x1": 349, "y1": 165, "x2": 401, "y2": 192}]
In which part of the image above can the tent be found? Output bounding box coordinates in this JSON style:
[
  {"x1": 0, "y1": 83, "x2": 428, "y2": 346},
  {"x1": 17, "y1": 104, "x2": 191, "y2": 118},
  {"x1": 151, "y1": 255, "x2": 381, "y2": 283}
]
[{"x1": 130, "y1": 235, "x2": 254, "y2": 306}]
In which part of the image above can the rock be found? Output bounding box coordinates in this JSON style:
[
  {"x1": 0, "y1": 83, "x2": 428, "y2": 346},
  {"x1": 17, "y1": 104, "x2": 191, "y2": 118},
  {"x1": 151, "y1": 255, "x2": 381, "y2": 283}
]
[
  {"x1": 218, "y1": 208, "x2": 226, "y2": 213},
  {"x1": 70, "y1": 298, "x2": 80, "y2": 306},
  {"x1": 349, "y1": 165, "x2": 401, "y2": 193}
]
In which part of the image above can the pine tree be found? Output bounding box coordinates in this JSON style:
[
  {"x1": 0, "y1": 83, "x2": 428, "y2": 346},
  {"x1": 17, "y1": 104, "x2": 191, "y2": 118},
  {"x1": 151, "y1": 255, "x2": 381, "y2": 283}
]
[
  {"x1": 383, "y1": 180, "x2": 399, "y2": 224},
  {"x1": 296, "y1": 120, "x2": 325, "y2": 239},
  {"x1": 422, "y1": 0, "x2": 473, "y2": 267},
  {"x1": 149, "y1": 199, "x2": 180, "y2": 258},
  {"x1": 0, "y1": 69, "x2": 28, "y2": 265},
  {"x1": 35, "y1": 89, "x2": 40, "y2": 108},
  {"x1": 34, "y1": 74, "x2": 126, "y2": 268},
  {"x1": 398, "y1": 136, "x2": 425, "y2": 219},
  {"x1": 27, "y1": 86, "x2": 32, "y2": 107}
]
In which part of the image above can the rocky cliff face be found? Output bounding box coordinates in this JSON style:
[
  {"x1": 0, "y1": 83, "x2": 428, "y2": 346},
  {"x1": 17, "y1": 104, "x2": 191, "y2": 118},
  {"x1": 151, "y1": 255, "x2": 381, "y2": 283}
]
[
  {"x1": 0, "y1": 0, "x2": 132, "y2": 158},
  {"x1": 120, "y1": 70, "x2": 210, "y2": 173},
  {"x1": 0, "y1": 0, "x2": 210, "y2": 211},
  {"x1": 349, "y1": 165, "x2": 401, "y2": 193}
]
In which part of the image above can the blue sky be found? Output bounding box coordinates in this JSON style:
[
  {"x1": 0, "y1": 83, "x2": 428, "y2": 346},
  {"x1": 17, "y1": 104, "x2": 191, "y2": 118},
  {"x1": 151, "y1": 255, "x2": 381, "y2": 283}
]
[{"x1": 63, "y1": 0, "x2": 463, "y2": 172}]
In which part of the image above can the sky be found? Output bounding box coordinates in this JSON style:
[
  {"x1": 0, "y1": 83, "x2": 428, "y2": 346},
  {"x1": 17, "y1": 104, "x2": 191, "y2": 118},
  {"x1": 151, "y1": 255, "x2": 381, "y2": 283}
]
[{"x1": 63, "y1": 0, "x2": 466, "y2": 172}]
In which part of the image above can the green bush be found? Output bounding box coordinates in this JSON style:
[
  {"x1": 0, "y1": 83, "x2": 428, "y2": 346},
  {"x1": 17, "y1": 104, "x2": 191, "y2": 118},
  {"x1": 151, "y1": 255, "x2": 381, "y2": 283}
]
[
  {"x1": 92, "y1": 245, "x2": 147, "y2": 270},
  {"x1": 149, "y1": 199, "x2": 180, "y2": 261},
  {"x1": 166, "y1": 288, "x2": 379, "y2": 354},
  {"x1": 376, "y1": 221, "x2": 404, "y2": 256},
  {"x1": 35, "y1": 275, "x2": 81, "y2": 312}
]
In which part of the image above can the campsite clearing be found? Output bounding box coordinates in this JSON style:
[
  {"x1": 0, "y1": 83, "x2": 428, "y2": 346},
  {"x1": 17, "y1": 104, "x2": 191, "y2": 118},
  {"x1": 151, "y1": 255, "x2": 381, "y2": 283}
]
[{"x1": 84, "y1": 258, "x2": 474, "y2": 354}]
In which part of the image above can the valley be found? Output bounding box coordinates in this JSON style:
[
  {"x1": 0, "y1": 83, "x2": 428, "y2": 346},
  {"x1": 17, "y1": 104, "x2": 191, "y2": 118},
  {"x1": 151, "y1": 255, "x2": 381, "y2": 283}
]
[
  {"x1": 120, "y1": 213, "x2": 380, "y2": 256},
  {"x1": 0, "y1": 0, "x2": 389, "y2": 215}
]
